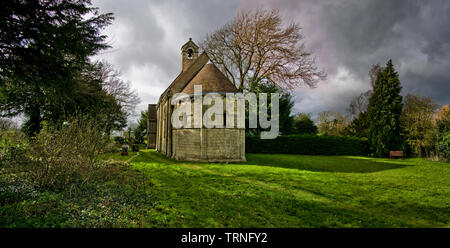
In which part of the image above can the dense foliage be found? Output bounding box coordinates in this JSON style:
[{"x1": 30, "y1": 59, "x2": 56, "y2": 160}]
[
  {"x1": 85, "y1": 61, "x2": 140, "y2": 133},
  {"x1": 1, "y1": 116, "x2": 109, "y2": 190},
  {"x1": 134, "y1": 110, "x2": 148, "y2": 144},
  {"x1": 346, "y1": 111, "x2": 370, "y2": 138},
  {"x1": 0, "y1": 115, "x2": 151, "y2": 227},
  {"x1": 0, "y1": 0, "x2": 135, "y2": 136},
  {"x1": 246, "y1": 134, "x2": 369, "y2": 156},
  {"x1": 28, "y1": 117, "x2": 110, "y2": 190},
  {"x1": 435, "y1": 106, "x2": 450, "y2": 161},
  {"x1": 292, "y1": 113, "x2": 318, "y2": 134},
  {"x1": 400, "y1": 94, "x2": 439, "y2": 157},
  {"x1": 246, "y1": 81, "x2": 295, "y2": 135},
  {"x1": 0, "y1": 128, "x2": 29, "y2": 168},
  {"x1": 367, "y1": 60, "x2": 404, "y2": 157},
  {"x1": 316, "y1": 111, "x2": 349, "y2": 136}
]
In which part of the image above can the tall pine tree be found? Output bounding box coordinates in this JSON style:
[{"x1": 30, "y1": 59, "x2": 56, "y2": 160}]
[
  {"x1": 367, "y1": 60, "x2": 404, "y2": 157},
  {"x1": 0, "y1": 0, "x2": 113, "y2": 136}
]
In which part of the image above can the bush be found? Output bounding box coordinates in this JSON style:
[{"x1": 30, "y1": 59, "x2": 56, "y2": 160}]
[
  {"x1": 27, "y1": 116, "x2": 109, "y2": 190},
  {"x1": 435, "y1": 109, "x2": 450, "y2": 161},
  {"x1": 246, "y1": 134, "x2": 369, "y2": 156},
  {"x1": 104, "y1": 141, "x2": 120, "y2": 153},
  {"x1": 0, "y1": 118, "x2": 16, "y2": 130},
  {"x1": 0, "y1": 129, "x2": 29, "y2": 168},
  {"x1": 435, "y1": 133, "x2": 449, "y2": 161},
  {"x1": 293, "y1": 113, "x2": 318, "y2": 135},
  {"x1": 0, "y1": 175, "x2": 39, "y2": 205},
  {"x1": 113, "y1": 136, "x2": 126, "y2": 144}
]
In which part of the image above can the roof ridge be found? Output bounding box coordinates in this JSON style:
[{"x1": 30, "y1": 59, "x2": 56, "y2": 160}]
[
  {"x1": 181, "y1": 63, "x2": 238, "y2": 94},
  {"x1": 158, "y1": 52, "x2": 210, "y2": 104}
]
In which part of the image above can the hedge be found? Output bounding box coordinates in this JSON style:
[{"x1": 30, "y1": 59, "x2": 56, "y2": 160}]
[{"x1": 246, "y1": 134, "x2": 369, "y2": 156}]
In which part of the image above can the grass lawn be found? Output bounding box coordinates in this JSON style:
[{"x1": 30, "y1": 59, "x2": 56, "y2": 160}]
[
  {"x1": 1, "y1": 150, "x2": 449, "y2": 227},
  {"x1": 98, "y1": 151, "x2": 139, "y2": 162}
]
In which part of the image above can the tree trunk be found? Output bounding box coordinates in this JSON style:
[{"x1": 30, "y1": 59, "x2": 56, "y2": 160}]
[{"x1": 26, "y1": 104, "x2": 42, "y2": 137}]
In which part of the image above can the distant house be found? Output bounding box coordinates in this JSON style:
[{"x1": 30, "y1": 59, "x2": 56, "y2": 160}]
[{"x1": 147, "y1": 39, "x2": 246, "y2": 162}]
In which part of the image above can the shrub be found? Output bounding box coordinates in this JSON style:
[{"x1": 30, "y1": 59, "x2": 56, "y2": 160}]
[
  {"x1": 0, "y1": 175, "x2": 39, "y2": 205},
  {"x1": 246, "y1": 134, "x2": 369, "y2": 156},
  {"x1": 435, "y1": 107, "x2": 450, "y2": 161},
  {"x1": 0, "y1": 129, "x2": 29, "y2": 168},
  {"x1": 0, "y1": 118, "x2": 16, "y2": 130},
  {"x1": 27, "y1": 116, "x2": 109, "y2": 190},
  {"x1": 104, "y1": 141, "x2": 120, "y2": 153},
  {"x1": 435, "y1": 133, "x2": 449, "y2": 161},
  {"x1": 401, "y1": 94, "x2": 438, "y2": 158},
  {"x1": 113, "y1": 136, "x2": 126, "y2": 144},
  {"x1": 317, "y1": 111, "x2": 350, "y2": 136},
  {"x1": 293, "y1": 113, "x2": 318, "y2": 134}
]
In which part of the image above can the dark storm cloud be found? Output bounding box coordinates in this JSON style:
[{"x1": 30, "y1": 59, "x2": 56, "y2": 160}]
[
  {"x1": 94, "y1": 0, "x2": 449, "y2": 121},
  {"x1": 317, "y1": 0, "x2": 450, "y2": 90},
  {"x1": 93, "y1": 0, "x2": 240, "y2": 118},
  {"x1": 96, "y1": 0, "x2": 239, "y2": 74},
  {"x1": 247, "y1": 0, "x2": 450, "y2": 115},
  {"x1": 96, "y1": 0, "x2": 168, "y2": 69}
]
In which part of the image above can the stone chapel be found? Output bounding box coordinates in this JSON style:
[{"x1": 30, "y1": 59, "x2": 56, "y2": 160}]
[{"x1": 147, "y1": 38, "x2": 246, "y2": 162}]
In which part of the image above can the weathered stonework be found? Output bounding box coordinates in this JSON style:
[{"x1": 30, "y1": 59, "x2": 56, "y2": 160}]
[{"x1": 148, "y1": 39, "x2": 246, "y2": 162}]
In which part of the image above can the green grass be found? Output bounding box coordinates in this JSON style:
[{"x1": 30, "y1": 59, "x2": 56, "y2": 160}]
[
  {"x1": 98, "y1": 151, "x2": 138, "y2": 162},
  {"x1": 1, "y1": 150, "x2": 449, "y2": 227},
  {"x1": 124, "y1": 151, "x2": 449, "y2": 227}
]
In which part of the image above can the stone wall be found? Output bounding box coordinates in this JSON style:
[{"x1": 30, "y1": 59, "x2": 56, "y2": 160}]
[
  {"x1": 172, "y1": 128, "x2": 245, "y2": 162},
  {"x1": 204, "y1": 128, "x2": 245, "y2": 162},
  {"x1": 172, "y1": 129, "x2": 202, "y2": 160},
  {"x1": 156, "y1": 95, "x2": 246, "y2": 162}
]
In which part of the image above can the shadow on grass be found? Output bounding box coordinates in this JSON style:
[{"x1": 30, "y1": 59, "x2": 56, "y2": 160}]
[
  {"x1": 131, "y1": 159, "x2": 437, "y2": 227},
  {"x1": 130, "y1": 151, "x2": 447, "y2": 227},
  {"x1": 245, "y1": 154, "x2": 415, "y2": 173},
  {"x1": 136, "y1": 150, "x2": 415, "y2": 174}
]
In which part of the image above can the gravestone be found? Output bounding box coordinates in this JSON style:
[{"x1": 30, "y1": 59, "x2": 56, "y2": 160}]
[{"x1": 121, "y1": 145, "x2": 129, "y2": 156}]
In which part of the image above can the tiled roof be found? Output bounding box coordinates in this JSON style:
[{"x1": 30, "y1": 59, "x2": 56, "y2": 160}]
[
  {"x1": 158, "y1": 52, "x2": 238, "y2": 104},
  {"x1": 158, "y1": 52, "x2": 210, "y2": 104},
  {"x1": 181, "y1": 64, "x2": 238, "y2": 94}
]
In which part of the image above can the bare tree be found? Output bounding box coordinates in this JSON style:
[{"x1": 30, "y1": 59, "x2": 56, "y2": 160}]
[
  {"x1": 437, "y1": 105, "x2": 449, "y2": 121},
  {"x1": 347, "y1": 64, "x2": 383, "y2": 119},
  {"x1": 347, "y1": 90, "x2": 372, "y2": 118},
  {"x1": 317, "y1": 111, "x2": 350, "y2": 136},
  {"x1": 0, "y1": 118, "x2": 15, "y2": 130},
  {"x1": 369, "y1": 64, "x2": 383, "y2": 88},
  {"x1": 94, "y1": 61, "x2": 141, "y2": 117},
  {"x1": 201, "y1": 9, "x2": 325, "y2": 91}
]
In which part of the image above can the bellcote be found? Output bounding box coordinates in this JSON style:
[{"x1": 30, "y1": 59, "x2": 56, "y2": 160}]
[{"x1": 181, "y1": 38, "x2": 199, "y2": 72}]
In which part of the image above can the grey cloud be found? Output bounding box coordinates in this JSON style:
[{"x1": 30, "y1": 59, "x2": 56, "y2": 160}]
[
  {"x1": 94, "y1": 0, "x2": 240, "y2": 121},
  {"x1": 94, "y1": 0, "x2": 450, "y2": 122},
  {"x1": 96, "y1": 0, "x2": 239, "y2": 76},
  {"x1": 96, "y1": 0, "x2": 170, "y2": 71},
  {"x1": 272, "y1": 0, "x2": 450, "y2": 110}
]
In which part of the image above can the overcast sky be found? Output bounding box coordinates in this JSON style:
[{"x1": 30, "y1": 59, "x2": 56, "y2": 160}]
[{"x1": 93, "y1": 0, "x2": 450, "y2": 121}]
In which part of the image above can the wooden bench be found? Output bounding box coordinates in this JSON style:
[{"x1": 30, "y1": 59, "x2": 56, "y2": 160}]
[{"x1": 389, "y1": 150, "x2": 403, "y2": 160}]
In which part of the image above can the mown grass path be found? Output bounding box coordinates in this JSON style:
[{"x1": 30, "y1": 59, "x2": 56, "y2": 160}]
[{"x1": 127, "y1": 150, "x2": 450, "y2": 228}]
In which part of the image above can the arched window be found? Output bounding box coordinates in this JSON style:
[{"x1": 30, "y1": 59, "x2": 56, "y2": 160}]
[{"x1": 187, "y1": 49, "x2": 193, "y2": 59}]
